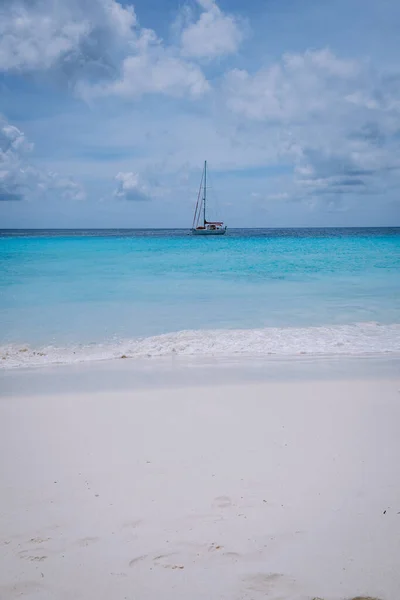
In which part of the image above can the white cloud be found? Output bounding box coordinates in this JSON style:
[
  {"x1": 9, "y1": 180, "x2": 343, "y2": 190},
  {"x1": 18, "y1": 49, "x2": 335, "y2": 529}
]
[
  {"x1": 224, "y1": 49, "x2": 358, "y2": 122},
  {"x1": 0, "y1": 0, "x2": 137, "y2": 73},
  {"x1": 267, "y1": 192, "x2": 290, "y2": 201},
  {"x1": 114, "y1": 172, "x2": 151, "y2": 201},
  {"x1": 0, "y1": 0, "x2": 210, "y2": 101},
  {"x1": 1, "y1": 0, "x2": 398, "y2": 221},
  {"x1": 104, "y1": 0, "x2": 137, "y2": 38},
  {"x1": 0, "y1": 116, "x2": 85, "y2": 202},
  {"x1": 0, "y1": 0, "x2": 250, "y2": 103},
  {"x1": 180, "y1": 0, "x2": 244, "y2": 59},
  {"x1": 76, "y1": 8, "x2": 210, "y2": 100},
  {"x1": 0, "y1": 5, "x2": 88, "y2": 71},
  {"x1": 223, "y1": 48, "x2": 400, "y2": 202},
  {"x1": 25, "y1": 43, "x2": 400, "y2": 219},
  {"x1": 43, "y1": 173, "x2": 87, "y2": 201},
  {"x1": 80, "y1": 50, "x2": 209, "y2": 100},
  {"x1": 0, "y1": 122, "x2": 33, "y2": 154},
  {"x1": 283, "y1": 48, "x2": 358, "y2": 78},
  {"x1": 0, "y1": 118, "x2": 36, "y2": 201}
]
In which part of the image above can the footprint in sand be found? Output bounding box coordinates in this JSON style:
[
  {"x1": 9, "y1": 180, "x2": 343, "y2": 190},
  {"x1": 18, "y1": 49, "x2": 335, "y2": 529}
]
[
  {"x1": 208, "y1": 543, "x2": 242, "y2": 561},
  {"x1": 129, "y1": 555, "x2": 148, "y2": 567},
  {"x1": 18, "y1": 554, "x2": 47, "y2": 562},
  {"x1": 152, "y1": 553, "x2": 185, "y2": 570},
  {"x1": 175, "y1": 540, "x2": 242, "y2": 563},
  {"x1": 222, "y1": 551, "x2": 241, "y2": 560},
  {"x1": 122, "y1": 520, "x2": 142, "y2": 530},
  {"x1": 313, "y1": 597, "x2": 382, "y2": 600},
  {"x1": 77, "y1": 537, "x2": 99, "y2": 547},
  {"x1": 212, "y1": 496, "x2": 233, "y2": 508},
  {"x1": 208, "y1": 543, "x2": 224, "y2": 552},
  {"x1": 0, "y1": 581, "x2": 45, "y2": 597},
  {"x1": 242, "y1": 572, "x2": 298, "y2": 598},
  {"x1": 153, "y1": 553, "x2": 176, "y2": 561}
]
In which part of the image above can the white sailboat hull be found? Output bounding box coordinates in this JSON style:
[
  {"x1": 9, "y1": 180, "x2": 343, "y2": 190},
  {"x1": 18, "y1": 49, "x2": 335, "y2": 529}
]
[
  {"x1": 191, "y1": 161, "x2": 226, "y2": 235},
  {"x1": 191, "y1": 227, "x2": 227, "y2": 235}
]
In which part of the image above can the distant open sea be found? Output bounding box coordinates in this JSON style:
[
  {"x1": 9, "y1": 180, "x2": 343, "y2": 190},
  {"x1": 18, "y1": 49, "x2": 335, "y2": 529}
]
[{"x1": 1, "y1": 228, "x2": 399, "y2": 368}]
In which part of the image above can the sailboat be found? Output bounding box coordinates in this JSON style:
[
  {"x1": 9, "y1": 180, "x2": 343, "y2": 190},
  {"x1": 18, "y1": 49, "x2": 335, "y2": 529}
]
[{"x1": 191, "y1": 161, "x2": 227, "y2": 235}]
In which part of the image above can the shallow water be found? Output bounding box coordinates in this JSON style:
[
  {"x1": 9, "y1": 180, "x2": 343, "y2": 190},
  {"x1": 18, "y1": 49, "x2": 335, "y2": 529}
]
[{"x1": 1, "y1": 228, "x2": 399, "y2": 367}]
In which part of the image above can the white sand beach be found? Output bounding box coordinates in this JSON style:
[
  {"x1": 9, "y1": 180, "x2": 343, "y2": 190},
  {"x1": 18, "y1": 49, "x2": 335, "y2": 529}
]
[{"x1": 1, "y1": 365, "x2": 399, "y2": 600}]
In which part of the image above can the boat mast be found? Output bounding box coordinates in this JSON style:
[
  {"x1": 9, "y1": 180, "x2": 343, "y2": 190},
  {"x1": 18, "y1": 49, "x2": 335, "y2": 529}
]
[{"x1": 203, "y1": 160, "x2": 207, "y2": 226}]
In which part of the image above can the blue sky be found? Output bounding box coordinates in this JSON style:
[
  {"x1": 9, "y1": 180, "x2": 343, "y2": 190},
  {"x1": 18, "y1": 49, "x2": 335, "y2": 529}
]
[{"x1": 0, "y1": 0, "x2": 399, "y2": 227}]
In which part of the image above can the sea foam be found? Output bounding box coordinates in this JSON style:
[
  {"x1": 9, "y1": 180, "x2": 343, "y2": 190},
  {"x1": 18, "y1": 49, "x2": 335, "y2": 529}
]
[{"x1": 1, "y1": 322, "x2": 400, "y2": 369}]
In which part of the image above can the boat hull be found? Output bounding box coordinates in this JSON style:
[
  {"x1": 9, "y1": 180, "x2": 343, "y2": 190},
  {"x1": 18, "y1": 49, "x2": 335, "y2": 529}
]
[{"x1": 191, "y1": 228, "x2": 227, "y2": 235}]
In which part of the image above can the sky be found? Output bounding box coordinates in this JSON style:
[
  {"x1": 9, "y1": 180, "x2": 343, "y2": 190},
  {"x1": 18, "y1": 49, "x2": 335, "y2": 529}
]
[{"x1": 0, "y1": 0, "x2": 400, "y2": 228}]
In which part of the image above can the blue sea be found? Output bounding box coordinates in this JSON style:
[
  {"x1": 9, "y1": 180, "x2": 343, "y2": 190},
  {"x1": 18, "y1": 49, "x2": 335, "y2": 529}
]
[{"x1": 1, "y1": 228, "x2": 399, "y2": 368}]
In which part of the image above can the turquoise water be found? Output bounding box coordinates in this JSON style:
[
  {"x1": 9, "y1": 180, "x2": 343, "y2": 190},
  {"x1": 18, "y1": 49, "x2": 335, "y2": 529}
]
[{"x1": 1, "y1": 228, "x2": 399, "y2": 367}]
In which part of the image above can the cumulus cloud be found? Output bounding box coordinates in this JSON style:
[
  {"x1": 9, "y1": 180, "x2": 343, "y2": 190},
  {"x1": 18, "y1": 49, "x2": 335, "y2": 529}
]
[
  {"x1": 180, "y1": 0, "x2": 244, "y2": 59},
  {"x1": 0, "y1": 5, "x2": 88, "y2": 72},
  {"x1": 0, "y1": 119, "x2": 35, "y2": 201},
  {"x1": 224, "y1": 49, "x2": 358, "y2": 121},
  {"x1": 114, "y1": 172, "x2": 151, "y2": 201},
  {"x1": 42, "y1": 172, "x2": 86, "y2": 201},
  {"x1": 0, "y1": 0, "x2": 211, "y2": 100},
  {"x1": 76, "y1": 7, "x2": 210, "y2": 100},
  {"x1": 79, "y1": 47, "x2": 209, "y2": 100},
  {"x1": 223, "y1": 48, "x2": 400, "y2": 201},
  {"x1": 0, "y1": 0, "x2": 136, "y2": 73},
  {"x1": 0, "y1": 116, "x2": 85, "y2": 202},
  {"x1": 1, "y1": 1, "x2": 398, "y2": 218}
]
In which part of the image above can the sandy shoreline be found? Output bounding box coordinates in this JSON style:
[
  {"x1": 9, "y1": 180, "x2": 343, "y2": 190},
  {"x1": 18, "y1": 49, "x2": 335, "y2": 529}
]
[
  {"x1": 1, "y1": 353, "x2": 399, "y2": 397},
  {"x1": 1, "y1": 374, "x2": 399, "y2": 599}
]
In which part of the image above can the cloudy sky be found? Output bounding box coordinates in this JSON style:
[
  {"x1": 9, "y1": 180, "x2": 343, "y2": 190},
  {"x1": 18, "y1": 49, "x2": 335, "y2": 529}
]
[{"x1": 1, "y1": 0, "x2": 400, "y2": 228}]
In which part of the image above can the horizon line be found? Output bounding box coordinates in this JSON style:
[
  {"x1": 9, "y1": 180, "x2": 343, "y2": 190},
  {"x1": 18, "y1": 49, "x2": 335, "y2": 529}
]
[{"x1": 1, "y1": 226, "x2": 400, "y2": 232}]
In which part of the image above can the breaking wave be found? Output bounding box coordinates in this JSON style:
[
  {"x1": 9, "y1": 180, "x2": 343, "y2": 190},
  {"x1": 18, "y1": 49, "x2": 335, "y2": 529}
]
[{"x1": 1, "y1": 322, "x2": 400, "y2": 369}]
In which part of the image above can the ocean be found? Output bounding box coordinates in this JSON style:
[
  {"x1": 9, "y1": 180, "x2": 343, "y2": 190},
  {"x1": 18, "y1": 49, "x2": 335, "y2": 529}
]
[{"x1": 1, "y1": 228, "x2": 399, "y2": 368}]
